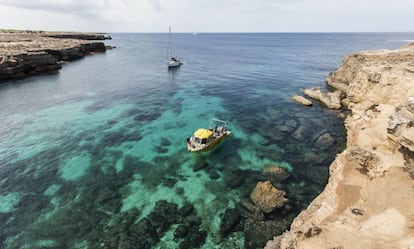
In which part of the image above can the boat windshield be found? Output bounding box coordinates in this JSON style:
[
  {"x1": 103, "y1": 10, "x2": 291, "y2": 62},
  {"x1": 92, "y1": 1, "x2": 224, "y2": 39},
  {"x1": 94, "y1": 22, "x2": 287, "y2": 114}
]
[{"x1": 194, "y1": 137, "x2": 201, "y2": 144}]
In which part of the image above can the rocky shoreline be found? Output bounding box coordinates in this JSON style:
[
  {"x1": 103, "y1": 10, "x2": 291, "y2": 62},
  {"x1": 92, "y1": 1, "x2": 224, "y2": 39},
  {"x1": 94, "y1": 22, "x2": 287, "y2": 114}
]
[
  {"x1": 0, "y1": 30, "x2": 112, "y2": 81},
  {"x1": 268, "y1": 42, "x2": 414, "y2": 248}
]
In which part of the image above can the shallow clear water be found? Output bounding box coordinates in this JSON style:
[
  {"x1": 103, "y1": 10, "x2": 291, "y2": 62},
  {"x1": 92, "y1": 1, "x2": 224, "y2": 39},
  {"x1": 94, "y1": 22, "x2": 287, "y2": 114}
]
[{"x1": 0, "y1": 33, "x2": 413, "y2": 249}]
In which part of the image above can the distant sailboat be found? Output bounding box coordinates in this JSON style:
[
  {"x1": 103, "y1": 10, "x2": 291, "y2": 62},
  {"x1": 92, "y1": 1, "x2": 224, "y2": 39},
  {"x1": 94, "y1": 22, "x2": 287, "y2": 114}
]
[{"x1": 167, "y1": 27, "x2": 182, "y2": 68}]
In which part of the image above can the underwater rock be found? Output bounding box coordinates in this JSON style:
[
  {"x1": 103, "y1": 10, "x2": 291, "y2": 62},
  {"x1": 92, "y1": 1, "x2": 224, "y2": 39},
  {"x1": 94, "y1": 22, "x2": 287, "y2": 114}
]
[
  {"x1": 177, "y1": 202, "x2": 195, "y2": 217},
  {"x1": 176, "y1": 187, "x2": 185, "y2": 195},
  {"x1": 129, "y1": 218, "x2": 159, "y2": 249},
  {"x1": 223, "y1": 168, "x2": 262, "y2": 196},
  {"x1": 160, "y1": 138, "x2": 172, "y2": 146},
  {"x1": 161, "y1": 177, "x2": 177, "y2": 187},
  {"x1": 123, "y1": 200, "x2": 183, "y2": 248},
  {"x1": 224, "y1": 172, "x2": 244, "y2": 189},
  {"x1": 100, "y1": 131, "x2": 142, "y2": 147},
  {"x1": 127, "y1": 200, "x2": 206, "y2": 248},
  {"x1": 266, "y1": 107, "x2": 281, "y2": 120},
  {"x1": 84, "y1": 101, "x2": 109, "y2": 113},
  {"x1": 98, "y1": 195, "x2": 122, "y2": 214},
  {"x1": 127, "y1": 132, "x2": 143, "y2": 142},
  {"x1": 112, "y1": 208, "x2": 141, "y2": 233},
  {"x1": 207, "y1": 169, "x2": 220, "y2": 180},
  {"x1": 175, "y1": 208, "x2": 206, "y2": 249},
  {"x1": 193, "y1": 161, "x2": 209, "y2": 172},
  {"x1": 219, "y1": 208, "x2": 242, "y2": 237},
  {"x1": 174, "y1": 224, "x2": 188, "y2": 239},
  {"x1": 244, "y1": 219, "x2": 288, "y2": 249},
  {"x1": 107, "y1": 119, "x2": 117, "y2": 125},
  {"x1": 250, "y1": 181, "x2": 288, "y2": 213},
  {"x1": 262, "y1": 165, "x2": 290, "y2": 182},
  {"x1": 133, "y1": 111, "x2": 160, "y2": 122},
  {"x1": 148, "y1": 200, "x2": 178, "y2": 234},
  {"x1": 178, "y1": 230, "x2": 207, "y2": 249},
  {"x1": 182, "y1": 214, "x2": 202, "y2": 228},
  {"x1": 155, "y1": 145, "x2": 168, "y2": 153},
  {"x1": 281, "y1": 119, "x2": 298, "y2": 133},
  {"x1": 291, "y1": 123, "x2": 311, "y2": 141},
  {"x1": 301, "y1": 151, "x2": 328, "y2": 165},
  {"x1": 238, "y1": 199, "x2": 265, "y2": 221},
  {"x1": 314, "y1": 132, "x2": 335, "y2": 148},
  {"x1": 258, "y1": 126, "x2": 285, "y2": 141},
  {"x1": 88, "y1": 208, "x2": 140, "y2": 248}
]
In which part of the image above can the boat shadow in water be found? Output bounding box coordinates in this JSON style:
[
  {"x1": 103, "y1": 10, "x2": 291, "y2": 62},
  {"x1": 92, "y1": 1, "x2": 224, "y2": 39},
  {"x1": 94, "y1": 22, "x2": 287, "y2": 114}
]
[{"x1": 168, "y1": 66, "x2": 181, "y2": 73}]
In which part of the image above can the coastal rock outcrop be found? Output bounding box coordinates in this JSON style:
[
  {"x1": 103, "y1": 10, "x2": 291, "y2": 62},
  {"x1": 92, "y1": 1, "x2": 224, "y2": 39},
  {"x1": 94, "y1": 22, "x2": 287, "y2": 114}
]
[
  {"x1": 44, "y1": 32, "x2": 111, "y2": 40},
  {"x1": 291, "y1": 95, "x2": 312, "y2": 106},
  {"x1": 388, "y1": 97, "x2": 414, "y2": 153},
  {"x1": 266, "y1": 42, "x2": 414, "y2": 249},
  {"x1": 0, "y1": 52, "x2": 61, "y2": 80},
  {"x1": 303, "y1": 87, "x2": 342, "y2": 109},
  {"x1": 0, "y1": 30, "x2": 110, "y2": 81}
]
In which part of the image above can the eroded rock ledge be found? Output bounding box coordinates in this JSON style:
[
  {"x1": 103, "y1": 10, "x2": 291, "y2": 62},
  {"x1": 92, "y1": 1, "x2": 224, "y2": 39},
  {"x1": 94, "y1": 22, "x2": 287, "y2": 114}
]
[
  {"x1": 267, "y1": 42, "x2": 414, "y2": 249},
  {"x1": 0, "y1": 30, "x2": 111, "y2": 81}
]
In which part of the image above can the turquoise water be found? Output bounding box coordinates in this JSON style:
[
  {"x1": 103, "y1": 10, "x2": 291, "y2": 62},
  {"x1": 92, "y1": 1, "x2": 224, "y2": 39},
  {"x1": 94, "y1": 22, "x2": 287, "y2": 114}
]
[{"x1": 0, "y1": 33, "x2": 413, "y2": 249}]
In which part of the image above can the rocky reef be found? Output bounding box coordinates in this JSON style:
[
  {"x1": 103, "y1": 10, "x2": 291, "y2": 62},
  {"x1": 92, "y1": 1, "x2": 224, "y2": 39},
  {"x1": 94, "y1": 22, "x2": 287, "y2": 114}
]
[
  {"x1": 0, "y1": 30, "x2": 111, "y2": 81},
  {"x1": 219, "y1": 165, "x2": 294, "y2": 249},
  {"x1": 268, "y1": 42, "x2": 414, "y2": 248}
]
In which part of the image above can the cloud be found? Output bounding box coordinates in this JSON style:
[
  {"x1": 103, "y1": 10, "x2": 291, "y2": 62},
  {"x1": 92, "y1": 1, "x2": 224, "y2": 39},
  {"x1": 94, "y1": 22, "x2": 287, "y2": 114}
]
[
  {"x1": 0, "y1": 0, "x2": 113, "y2": 19},
  {"x1": 147, "y1": 0, "x2": 161, "y2": 11},
  {"x1": 1, "y1": 0, "x2": 413, "y2": 32}
]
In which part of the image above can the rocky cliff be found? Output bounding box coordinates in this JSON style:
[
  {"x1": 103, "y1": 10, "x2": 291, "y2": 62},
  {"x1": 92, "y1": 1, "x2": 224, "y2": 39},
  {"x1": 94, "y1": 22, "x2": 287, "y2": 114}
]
[
  {"x1": 0, "y1": 31, "x2": 110, "y2": 81},
  {"x1": 267, "y1": 42, "x2": 414, "y2": 249}
]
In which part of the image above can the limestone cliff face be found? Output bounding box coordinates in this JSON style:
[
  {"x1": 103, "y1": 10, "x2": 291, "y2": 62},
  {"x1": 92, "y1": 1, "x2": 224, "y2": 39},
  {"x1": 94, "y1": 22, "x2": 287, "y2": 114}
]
[
  {"x1": 0, "y1": 31, "x2": 109, "y2": 81},
  {"x1": 266, "y1": 43, "x2": 414, "y2": 249}
]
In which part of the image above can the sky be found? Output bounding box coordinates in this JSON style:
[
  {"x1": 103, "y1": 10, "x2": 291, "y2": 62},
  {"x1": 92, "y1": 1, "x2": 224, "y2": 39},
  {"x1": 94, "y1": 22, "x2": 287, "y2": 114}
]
[{"x1": 0, "y1": 0, "x2": 413, "y2": 33}]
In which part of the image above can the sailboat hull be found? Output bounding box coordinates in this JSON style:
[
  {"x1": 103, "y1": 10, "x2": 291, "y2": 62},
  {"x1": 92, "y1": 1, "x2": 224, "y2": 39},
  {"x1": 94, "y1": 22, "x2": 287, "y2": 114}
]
[{"x1": 167, "y1": 60, "x2": 182, "y2": 68}]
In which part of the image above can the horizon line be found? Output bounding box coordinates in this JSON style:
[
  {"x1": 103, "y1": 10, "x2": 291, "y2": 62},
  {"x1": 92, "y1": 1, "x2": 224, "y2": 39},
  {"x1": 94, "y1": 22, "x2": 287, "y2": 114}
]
[{"x1": 107, "y1": 31, "x2": 414, "y2": 34}]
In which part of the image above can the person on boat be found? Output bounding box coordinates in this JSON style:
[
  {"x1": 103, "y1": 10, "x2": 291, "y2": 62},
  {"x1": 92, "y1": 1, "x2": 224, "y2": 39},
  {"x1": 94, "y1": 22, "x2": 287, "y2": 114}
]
[{"x1": 214, "y1": 125, "x2": 218, "y2": 137}]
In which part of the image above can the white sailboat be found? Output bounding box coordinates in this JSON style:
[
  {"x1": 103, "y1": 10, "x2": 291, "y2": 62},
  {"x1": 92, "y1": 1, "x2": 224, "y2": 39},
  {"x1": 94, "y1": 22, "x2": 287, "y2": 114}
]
[{"x1": 167, "y1": 27, "x2": 182, "y2": 68}]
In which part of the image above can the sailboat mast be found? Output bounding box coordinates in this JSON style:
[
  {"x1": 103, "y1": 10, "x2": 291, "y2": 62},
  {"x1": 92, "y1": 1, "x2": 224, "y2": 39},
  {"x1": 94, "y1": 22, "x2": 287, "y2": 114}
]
[{"x1": 167, "y1": 26, "x2": 172, "y2": 60}]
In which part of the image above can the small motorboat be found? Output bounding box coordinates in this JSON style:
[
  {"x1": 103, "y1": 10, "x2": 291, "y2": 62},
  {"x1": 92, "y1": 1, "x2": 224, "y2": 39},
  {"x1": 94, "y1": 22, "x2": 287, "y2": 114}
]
[{"x1": 186, "y1": 117, "x2": 231, "y2": 153}]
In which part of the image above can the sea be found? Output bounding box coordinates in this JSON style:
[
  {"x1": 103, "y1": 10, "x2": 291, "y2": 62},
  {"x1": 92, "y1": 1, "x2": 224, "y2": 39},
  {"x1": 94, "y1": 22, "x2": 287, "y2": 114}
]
[{"x1": 0, "y1": 33, "x2": 413, "y2": 249}]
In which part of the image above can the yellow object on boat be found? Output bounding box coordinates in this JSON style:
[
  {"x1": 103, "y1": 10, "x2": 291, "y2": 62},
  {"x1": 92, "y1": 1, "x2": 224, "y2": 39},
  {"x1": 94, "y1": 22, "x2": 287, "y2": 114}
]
[{"x1": 194, "y1": 128, "x2": 213, "y2": 139}]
